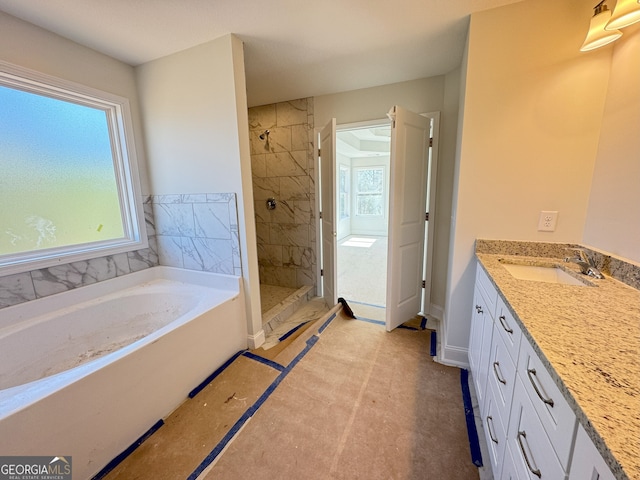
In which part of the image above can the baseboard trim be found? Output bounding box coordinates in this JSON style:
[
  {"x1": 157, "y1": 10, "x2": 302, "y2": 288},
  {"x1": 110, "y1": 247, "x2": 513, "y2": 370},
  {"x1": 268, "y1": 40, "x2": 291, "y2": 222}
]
[
  {"x1": 429, "y1": 303, "x2": 444, "y2": 322},
  {"x1": 247, "y1": 329, "x2": 265, "y2": 350},
  {"x1": 438, "y1": 344, "x2": 470, "y2": 369}
]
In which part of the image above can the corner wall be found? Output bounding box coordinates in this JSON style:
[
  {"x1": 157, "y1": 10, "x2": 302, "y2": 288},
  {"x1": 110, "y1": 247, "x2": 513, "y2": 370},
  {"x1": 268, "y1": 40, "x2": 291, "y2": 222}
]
[
  {"x1": 444, "y1": 0, "x2": 612, "y2": 366},
  {"x1": 135, "y1": 34, "x2": 263, "y2": 347},
  {"x1": 583, "y1": 24, "x2": 640, "y2": 263}
]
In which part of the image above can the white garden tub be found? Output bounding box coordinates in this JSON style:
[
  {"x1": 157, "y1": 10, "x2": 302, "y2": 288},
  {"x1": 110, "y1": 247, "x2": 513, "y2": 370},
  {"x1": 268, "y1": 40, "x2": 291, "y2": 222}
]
[{"x1": 0, "y1": 266, "x2": 247, "y2": 479}]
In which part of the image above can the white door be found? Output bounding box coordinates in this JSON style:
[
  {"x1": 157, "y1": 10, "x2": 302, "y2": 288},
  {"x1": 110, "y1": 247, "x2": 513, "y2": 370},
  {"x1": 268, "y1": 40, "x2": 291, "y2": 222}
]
[
  {"x1": 320, "y1": 119, "x2": 338, "y2": 308},
  {"x1": 385, "y1": 106, "x2": 430, "y2": 331}
]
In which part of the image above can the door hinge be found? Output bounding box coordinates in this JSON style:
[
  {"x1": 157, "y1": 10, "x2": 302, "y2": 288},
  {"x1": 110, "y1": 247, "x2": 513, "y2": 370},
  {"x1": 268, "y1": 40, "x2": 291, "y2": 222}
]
[
  {"x1": 429, "y1": 137, "x2": 433, "y2": 148},
  {"x1": 318, "y1": 148, "x2": 321, "y2": 157},
  {"x1": 319, "y1": 211, "x2": 323, "y2": 219},
  {"x1": 425, "y1": 212, "x2": 429, "y2": 221},
  {"x1": 422, "y1": 280, "x2": 426, "y2": 289},
  {"x1": 321, "y1": 269, "x2": 324, "y2": 276}
]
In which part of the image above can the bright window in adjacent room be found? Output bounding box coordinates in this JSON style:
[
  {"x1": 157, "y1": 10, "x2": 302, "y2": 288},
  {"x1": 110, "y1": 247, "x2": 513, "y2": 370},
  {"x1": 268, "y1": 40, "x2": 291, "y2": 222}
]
[
  {"x1": 0, "y1": 62, "x2": 146, "y2": 275},
  {"x1": 355, "y1": 167, "x2": 384, "y2": 216}
]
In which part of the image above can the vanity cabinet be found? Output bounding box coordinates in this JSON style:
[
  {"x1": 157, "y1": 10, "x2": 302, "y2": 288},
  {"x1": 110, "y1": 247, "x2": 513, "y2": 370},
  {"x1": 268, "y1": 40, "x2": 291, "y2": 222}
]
[
  {"x1": 470, "y1": 261, "x2": 616, "y2": 480},
  {"x1": 568, "y1": 425, "x2": 616, "y2": 480}
]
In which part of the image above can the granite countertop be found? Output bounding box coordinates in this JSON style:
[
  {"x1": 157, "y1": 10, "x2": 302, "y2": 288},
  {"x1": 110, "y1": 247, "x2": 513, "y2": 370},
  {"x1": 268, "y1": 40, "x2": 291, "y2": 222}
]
[{"x1": 475, "y1": 241, "x2": 640, "y2": 480}]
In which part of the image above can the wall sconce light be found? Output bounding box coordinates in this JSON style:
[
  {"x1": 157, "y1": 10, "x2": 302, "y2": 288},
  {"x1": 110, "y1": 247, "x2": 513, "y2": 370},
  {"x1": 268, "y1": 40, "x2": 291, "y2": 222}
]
[
  {"x1": 580, "y1": 1, "x2": 623, "y2": 51},
  {"x1": 606, "y1": 0, "x2": 640, "y2": 29}
]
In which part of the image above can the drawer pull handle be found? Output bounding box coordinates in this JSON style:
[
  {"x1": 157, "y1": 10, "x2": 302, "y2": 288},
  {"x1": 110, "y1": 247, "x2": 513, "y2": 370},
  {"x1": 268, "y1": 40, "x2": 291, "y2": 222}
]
[
  {"x1": 498, "y1": 315, "x2": 513, "y2": 334},
  {"x1": 527, "y1": 368, "x2": 555, "y2": 407},
  {"x1": 486, "y1": 416, "x2": 499, "y2": 444},
  {"x1": 475, "y1": 305, "x2": 483, "y2": 314},
  {"x1": 517, "y1": 430, "x2": 542, "y2": 478},
  {"x1": 493, "y1": 361, "x2": 507, "y2": 384}
]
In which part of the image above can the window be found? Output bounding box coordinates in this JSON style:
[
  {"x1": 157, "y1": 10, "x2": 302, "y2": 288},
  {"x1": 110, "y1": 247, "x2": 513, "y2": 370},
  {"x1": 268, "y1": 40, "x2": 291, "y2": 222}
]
[
  {"x1": 338, "y1": 165, "x2": 350, "y2": 220},
  {"x1": 355, "y1": 167, "x2": 384, "y2": 216},
  {"x1": 0, "y1": 62, "x2": 146, "y2": 275}
]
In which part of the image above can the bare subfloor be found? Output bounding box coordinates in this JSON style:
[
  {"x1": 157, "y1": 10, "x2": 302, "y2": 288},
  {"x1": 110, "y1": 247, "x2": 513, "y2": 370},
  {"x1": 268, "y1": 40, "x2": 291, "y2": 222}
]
[{"x1": 103, "y1": 310, "x2": 479, "y2": 480}]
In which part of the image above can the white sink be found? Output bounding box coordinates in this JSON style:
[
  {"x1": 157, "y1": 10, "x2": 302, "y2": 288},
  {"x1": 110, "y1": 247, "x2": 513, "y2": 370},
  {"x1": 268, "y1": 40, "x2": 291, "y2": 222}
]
[{"x1": 501, "y1": 263, "x2": 588, "y2": 286}]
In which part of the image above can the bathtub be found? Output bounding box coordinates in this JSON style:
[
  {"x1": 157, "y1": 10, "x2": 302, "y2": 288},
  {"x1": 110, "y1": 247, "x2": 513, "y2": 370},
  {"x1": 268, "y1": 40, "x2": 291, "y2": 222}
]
[{"x1": 0, "y1": 266, "x2": 247, "y2": 479}]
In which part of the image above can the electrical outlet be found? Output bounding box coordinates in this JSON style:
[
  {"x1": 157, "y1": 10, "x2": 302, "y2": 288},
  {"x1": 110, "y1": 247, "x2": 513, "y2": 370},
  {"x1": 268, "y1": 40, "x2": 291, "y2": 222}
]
[{"x1": 538, "y1": 211, "x2": 558, "y2": 232}]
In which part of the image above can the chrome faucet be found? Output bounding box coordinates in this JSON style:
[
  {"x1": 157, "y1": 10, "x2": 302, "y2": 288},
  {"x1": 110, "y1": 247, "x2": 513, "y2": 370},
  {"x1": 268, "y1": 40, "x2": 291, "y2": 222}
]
[{"x1": 564, "y1": 248, "x2": 604, "y2": 279}]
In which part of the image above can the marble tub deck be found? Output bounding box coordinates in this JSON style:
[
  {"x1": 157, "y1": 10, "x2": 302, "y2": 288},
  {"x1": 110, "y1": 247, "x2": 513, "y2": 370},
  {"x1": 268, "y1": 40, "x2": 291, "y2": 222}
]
[{"x1": 475, "y1": 240, "x2": 639, "y2": 480}]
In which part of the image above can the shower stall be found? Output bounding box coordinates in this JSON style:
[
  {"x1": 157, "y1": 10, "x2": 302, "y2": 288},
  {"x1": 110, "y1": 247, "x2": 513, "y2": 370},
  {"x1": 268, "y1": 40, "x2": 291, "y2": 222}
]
[{"x1": 247, "y1": 98, "x2": 318, "y2": 332}]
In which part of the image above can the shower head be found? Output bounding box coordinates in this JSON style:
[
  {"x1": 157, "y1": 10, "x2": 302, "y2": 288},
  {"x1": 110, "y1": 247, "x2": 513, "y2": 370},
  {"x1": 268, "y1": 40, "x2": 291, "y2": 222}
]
[{"x1": 259, "y1": 129, "x2": 270, "y2": 140}]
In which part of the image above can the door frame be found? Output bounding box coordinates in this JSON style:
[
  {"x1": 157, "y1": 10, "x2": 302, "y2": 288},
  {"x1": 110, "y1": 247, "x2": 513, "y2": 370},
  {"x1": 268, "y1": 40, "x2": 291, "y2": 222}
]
[{"x1": 315, "y1": 112, "x2": 440, "y2": 317}]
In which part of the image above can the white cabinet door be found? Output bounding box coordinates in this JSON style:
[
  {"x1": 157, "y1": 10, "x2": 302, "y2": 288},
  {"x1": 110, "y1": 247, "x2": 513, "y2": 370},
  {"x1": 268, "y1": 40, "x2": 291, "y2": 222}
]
[
  {"x1": 568, "y1": 425, "x2": 616, "y2": 480},
  {"x1": 469, "y1": 286, "x2": 494, "y2": 410}
]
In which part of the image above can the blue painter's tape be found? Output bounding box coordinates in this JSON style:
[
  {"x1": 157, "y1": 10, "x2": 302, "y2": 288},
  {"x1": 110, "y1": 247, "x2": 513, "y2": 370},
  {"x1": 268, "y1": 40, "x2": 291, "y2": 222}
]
[
  {"x1": 278, "y1": 321, "x2": 309, "y2": 342},
  {"x1": 91, "y1": 419, "x2": 164, "y2": 480},
  {"x1": 317, "y1": 312, "x2": 337, "y2": 335},
  {"x1": 460, "y1": 369, "x2": 483, "y2": 467},
  {"x1": 430, "y1": 331, "x2": 437, "y2": 357},
  {"x1": 189, "y1": 350, "x2": 247, "y2": 399},
  {"x1": 242, "y1": 351, "x2": 286, "y2": 372},
  {"x1": 354, "y1": 317, "x2": 385, "y2": 326},
  {"x1": 345, "y1": 299, "x2": 385, "y2": 309},
  {"x1": 187, "y1": 335, "x2": 320, "y2": 480},
  {"x1": 420, "y1": 317, "x2": 427, "y2": 330}
]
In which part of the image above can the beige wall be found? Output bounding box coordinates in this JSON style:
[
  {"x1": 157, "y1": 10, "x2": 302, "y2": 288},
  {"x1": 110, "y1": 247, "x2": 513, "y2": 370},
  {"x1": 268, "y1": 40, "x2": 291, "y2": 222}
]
[
  {"x1": 583, "y1": 24, "x2": 640, "y2": 263},
  {"x1": 444, "y1": 0, "x2": 615, "y2": 366},
  {"x1": 135, "y1": 35, "x2": 263, "y2": 347},
  {"x1": 0, "y1": 11, "x2": 149, "y2": 194},
  {"x1": 314, "y1": 76, "x2": 458, "y2": 314}
]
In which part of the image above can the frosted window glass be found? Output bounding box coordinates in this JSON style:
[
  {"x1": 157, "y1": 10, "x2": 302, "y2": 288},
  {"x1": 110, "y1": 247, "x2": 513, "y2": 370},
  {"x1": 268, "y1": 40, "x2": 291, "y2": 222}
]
[{"x1": 0, "y1": 86, "x2": 125, "y2": 255}]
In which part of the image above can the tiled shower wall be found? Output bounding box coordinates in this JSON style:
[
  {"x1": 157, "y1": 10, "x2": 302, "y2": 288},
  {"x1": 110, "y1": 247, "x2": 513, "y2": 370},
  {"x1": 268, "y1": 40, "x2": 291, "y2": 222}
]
[
  {"x1": 248, "y1": 98, "x2": 316, "y2": 291},
  {"x1": 0, "y1": 197, "x2": 159, "y2": 309}
]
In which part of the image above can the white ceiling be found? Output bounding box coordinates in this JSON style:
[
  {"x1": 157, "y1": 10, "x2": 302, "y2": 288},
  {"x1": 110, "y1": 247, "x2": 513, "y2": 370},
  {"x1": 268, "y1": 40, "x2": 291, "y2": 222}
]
[{"x1": 0, "y1": 0, "x2": 522, "y2": 107}]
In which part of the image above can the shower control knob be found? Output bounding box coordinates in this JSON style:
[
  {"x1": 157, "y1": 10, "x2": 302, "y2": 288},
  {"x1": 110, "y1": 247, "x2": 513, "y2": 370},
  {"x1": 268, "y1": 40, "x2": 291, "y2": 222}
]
[{"x1": 266, "y1": 198, "x2": 277, "y2": 210}]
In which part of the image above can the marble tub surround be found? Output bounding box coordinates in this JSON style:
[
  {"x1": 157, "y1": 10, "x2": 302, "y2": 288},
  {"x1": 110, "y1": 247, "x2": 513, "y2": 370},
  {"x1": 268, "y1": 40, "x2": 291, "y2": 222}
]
[
  {"x1": 153, "y1": 194, "x2": 241, "y2": 276},
  {"x1": 249, "y1": 98, "x2": 317, "y2": 289},
  {"x1": 475, "y1": 241, "x2": 639, "y2": 480},
  {"x1": 0, "y1": 197, "x2": 158, "y2": 309},
  {"x1": 476, "y1": 239, "x2": 640, "y2": 290}
]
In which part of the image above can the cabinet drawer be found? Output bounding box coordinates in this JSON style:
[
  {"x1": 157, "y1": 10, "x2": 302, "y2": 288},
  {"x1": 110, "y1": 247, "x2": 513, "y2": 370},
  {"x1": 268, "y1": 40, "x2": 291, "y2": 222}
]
[
  {"x1": 486, "y1": 327, "x2": 517, "y2": 427},
  {"x1": 495, "y1": 296, "x2": 522, "y2": 364},
  {"x1": 509, "y1": 376, "x2": 567, "y2": 480},
  {"x1": 568, "y1": 425, "x2": 616, "y2": 480},
  {"x1": 518, "y1": 337, "x2": 577, "y2": 468},
  {"x1": 476, "y1": 264, "x2": 498, "y2": 318},
  {"x1": 483, "y1": 384, "x2": 507, "y2": 476}
]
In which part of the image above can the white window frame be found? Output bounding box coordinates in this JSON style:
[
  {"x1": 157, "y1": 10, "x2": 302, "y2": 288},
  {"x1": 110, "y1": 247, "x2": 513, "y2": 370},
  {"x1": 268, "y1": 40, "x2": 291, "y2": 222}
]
[
  {"x1": 354, "y1": 166, "x2": 385, "y2": 217},
  {"x1": 0, "y1": 61, "x2": 147, "y2": 276}
]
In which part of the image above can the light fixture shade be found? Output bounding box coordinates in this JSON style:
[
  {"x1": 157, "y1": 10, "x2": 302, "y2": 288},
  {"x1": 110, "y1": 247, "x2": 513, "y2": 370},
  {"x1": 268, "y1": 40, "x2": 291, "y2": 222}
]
[
  {"x1": 606, "y1": 0, "x2": 640, "y2": 29},
  {"x1": 580, "y1": 5, "x2": 623, "y2": 51}
]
